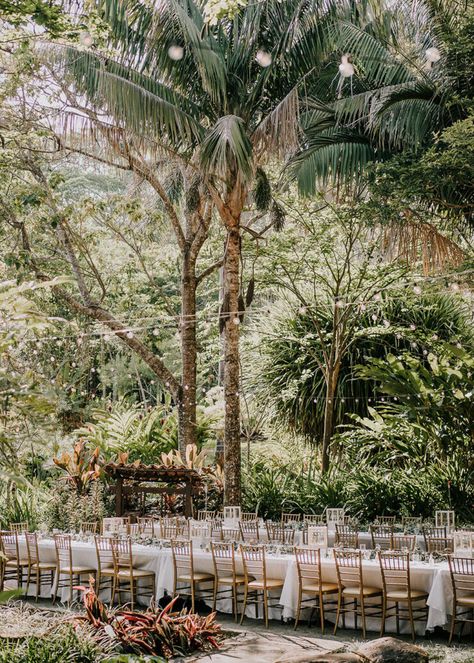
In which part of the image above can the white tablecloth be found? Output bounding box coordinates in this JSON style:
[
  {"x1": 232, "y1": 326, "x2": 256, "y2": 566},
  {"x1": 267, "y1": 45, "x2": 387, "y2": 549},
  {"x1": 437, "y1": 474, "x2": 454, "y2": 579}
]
[{"x1": 17, "y1": 538, "x2": 451, "y2": 634}]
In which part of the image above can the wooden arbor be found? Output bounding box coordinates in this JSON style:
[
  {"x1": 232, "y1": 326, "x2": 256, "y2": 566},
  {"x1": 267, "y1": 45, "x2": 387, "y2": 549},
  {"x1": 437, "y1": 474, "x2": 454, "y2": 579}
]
[{"x1": 104, "y1": 463, "x2": 203, "y2": 518}]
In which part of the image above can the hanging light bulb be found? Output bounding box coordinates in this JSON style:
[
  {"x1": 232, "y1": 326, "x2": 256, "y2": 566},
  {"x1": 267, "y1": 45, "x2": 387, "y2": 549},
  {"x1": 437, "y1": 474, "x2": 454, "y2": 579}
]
[
  {"x1": 126, "y1": 331, "x2": 134, "y2": 339},
  {"x1": 383, "y1": 319, "x2": 390, "y2": 328},
  {"x1": 232, "y1": 317, "x2": 240, "y2": 325},
  {"x1": 256, "y1": 50, "x2": 272, "y2": 67},
  {"x1": 335, "y1": 299, "x2": 344, "y2": 308},
  {"x1": 298, "y1": 306, "x2": 307, "y2": 315},
  {"x1": 413, "y1": 285, "x2": 422, "y2": 295},
  {"x1": 339, "y1": 53, "x2": 354, "y2": 78},
  {"x1": 153, "y1": 328, "x2": 160, "y2": 336},
  {"x1": 168, "y1": 45, "x2": 184, "y2": 61},
  {"x1": 425, "y1": 47, "x2": 441, "y2": 63},
  {"x1": 79, "y1": 31, "x2": 94, "y2": 47},
  {"x1": 451, "y1": 282, "x2": 460, "y2": 291}
]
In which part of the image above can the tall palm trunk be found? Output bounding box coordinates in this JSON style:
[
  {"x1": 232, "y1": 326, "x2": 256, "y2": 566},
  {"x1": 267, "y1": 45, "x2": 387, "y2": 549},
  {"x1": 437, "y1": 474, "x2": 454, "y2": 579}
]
[
  {"x1": 178, "y1": 251, "x2": 198, "y2": 452},
  {"x1": 321, "y1": 363, "x2": 340, "y2": 473},
  {"x1": 223, "y1": 223, "x2": 242, "y2": 504}
]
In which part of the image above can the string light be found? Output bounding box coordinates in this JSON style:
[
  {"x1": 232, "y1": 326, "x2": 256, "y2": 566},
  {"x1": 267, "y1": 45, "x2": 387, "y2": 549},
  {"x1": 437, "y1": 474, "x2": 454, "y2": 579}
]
[
  {"x1": 256, "y1": 50, "x2": 272, "y2": 67},
  {"x1": 168, "y1": 45, "x2": 184, "y2": 61}
]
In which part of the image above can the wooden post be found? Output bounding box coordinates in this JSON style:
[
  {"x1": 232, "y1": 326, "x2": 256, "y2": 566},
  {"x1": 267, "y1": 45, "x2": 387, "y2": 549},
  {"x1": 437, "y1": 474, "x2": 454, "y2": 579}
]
[
  {"x1": 184, "y1": 480, "x2": 193, "y2": 518},
  {"x1": 115, "y1": 477, "x2": 123, "y2": 516}
]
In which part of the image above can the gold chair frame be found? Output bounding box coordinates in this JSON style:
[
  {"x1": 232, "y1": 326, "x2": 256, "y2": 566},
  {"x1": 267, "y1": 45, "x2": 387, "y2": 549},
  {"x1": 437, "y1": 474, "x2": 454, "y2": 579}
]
[{"x1": 294, "y1": 547, "x2": 338, "y2": 632}]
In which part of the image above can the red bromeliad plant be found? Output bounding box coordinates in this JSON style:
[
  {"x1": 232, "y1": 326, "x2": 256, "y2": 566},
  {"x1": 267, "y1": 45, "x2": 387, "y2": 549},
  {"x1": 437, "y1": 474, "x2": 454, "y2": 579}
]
[
  {"x1": 53, "y1": 439, "x2": 102, "y2": 495},
  {"x1": 75, "y1": 579, "x2": 222, "y2": 660}
]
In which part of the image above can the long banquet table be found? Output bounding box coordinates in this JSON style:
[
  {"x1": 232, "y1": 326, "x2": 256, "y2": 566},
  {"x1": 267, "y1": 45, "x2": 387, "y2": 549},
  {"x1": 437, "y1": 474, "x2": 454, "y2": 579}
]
[{"x1": 17, "y1": 537, "x2": 452, "y2": 635}]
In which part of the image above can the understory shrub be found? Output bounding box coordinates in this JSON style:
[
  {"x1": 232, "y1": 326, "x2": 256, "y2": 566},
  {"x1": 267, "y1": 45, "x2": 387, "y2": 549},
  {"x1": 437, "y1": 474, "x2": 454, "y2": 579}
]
[
  {"x1": 0, "y1": 625, "x2": 100, "y2": 663},
  {"x1": 41, "y1": 479, "x2": 109, "y2": 532},
  {"x1": 0, "y1": 485, "x2": 45, "y2": 531}
]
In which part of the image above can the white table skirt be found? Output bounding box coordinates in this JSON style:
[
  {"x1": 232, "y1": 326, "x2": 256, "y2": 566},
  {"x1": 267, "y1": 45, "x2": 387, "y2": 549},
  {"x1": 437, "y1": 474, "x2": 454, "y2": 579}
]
[{"x1": 17, "y1": 538, "x2": 451, "y2": 634}]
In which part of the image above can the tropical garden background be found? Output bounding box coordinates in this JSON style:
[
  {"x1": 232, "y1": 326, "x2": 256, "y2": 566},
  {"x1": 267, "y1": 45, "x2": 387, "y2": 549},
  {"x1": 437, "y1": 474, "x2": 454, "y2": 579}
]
[{"x1": 0, "y1": 0, "x2": 473, "y2": 537}]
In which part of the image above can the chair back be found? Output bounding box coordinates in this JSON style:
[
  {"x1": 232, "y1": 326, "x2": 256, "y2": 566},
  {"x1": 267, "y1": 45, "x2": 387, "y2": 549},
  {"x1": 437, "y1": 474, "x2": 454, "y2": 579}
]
[
  {"x1": 0, "y1": 532, "x2": 19, "y2": 561},
  {"x1": 160, "y1": 517, "x2": 187, "y2": 540},
  {"x1": 281, "y1": 513, "x2": 301, "y2": 526},
  {"x1": 10, "y1": 522, "x2": 28, "y2": 534},
  {"x1": 370, "y1": 525, "x2": 394, "y2": 550},
  {"x1": 210, "y1": 520, "x2": 223, "y2": 541},
  {"x1": 379, "y1": 551, "x2": 411, "y2": 594},
  {"x1": 25, "y1": 532, "x2": 40, "y2": 565},
  {"x1": 295, "y1": 547, "x2": 322, "y2": 586},
  {"x1": 95, "y1": 535, "x2": 116, "y2": 574},
  {"x1": 137, "y1": 517, "x2": 157, "y2": 537},
  {"x1": 240, "y1": 544, "x2": 265, "y2": 583},
  {"x1": 111, "y1": 537, "x2": 134, "y2": 575},
  {"x1": 239, "y1": 520, "x2": 259, "y2": 542},
  {"x1": 211, "y1": 541, "x2": 236, "y2": 580},
  {"x1": 423, "y1": 526, "x2": 453, "y2": 553},
  {"x1": 391, "y1": 535, "x2": 416, "y2": 552},
  {"x1": 241, "y1": 512, "x2": 258, "y2": 522},
  {"x1": 449, "y1": 556, "x2": 474, "y2": 602},
  {"x1": 335, "y1": 524, "x2": 359, "y2": 549},
  {"x1": 171, "y1": 539, "x2": 194, "y2": 580},
  {"x1": 334, "y1": 549, "x2": 363, "y2": 590},
  {"x1": 197, "y1": 510, "x2": 216, "y2": 521},
  {"x1": 376, "y1": 516, "x2": 396, "y2": 525},
  {"x1": 303, "y1": 514, "x2": 325, "y2": 525},
  {"x1": 402, "y1": 516, "x2": 422, "y2": 528},
  {"x1": 222, "y1": 527, "x2": 241, "y2": 542},
  {"x1": 80, "y1": 522, "x2": 98, "y2": 535},
  {"x1": 54, "y1": 534, "x2": 73, "y2": 571},
  {"x1": 102, "y1": 517, "x2": 130, "y2": 535},
  {"x1": 266, "y1": 522, "x2": 295, "y2": 544}
]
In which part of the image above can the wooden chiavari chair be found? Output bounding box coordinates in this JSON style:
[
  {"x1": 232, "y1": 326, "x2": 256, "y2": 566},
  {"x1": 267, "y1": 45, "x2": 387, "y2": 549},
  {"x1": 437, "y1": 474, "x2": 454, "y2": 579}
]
[
  {"x1": 241, "y1": 512, "x2": 258, "y2": 522},
  {"x1": 10, "y1": 522, "x2": 28, "y2": 534},
  {"x1": 239, "y1": 520, "x2": 260, "y2": 543},
  {"x1": 370, "y1": 525, "x2": 394, "y2": 550},
  {"x1": 102, "y1": 517, "x2": 131, "y2": 535},
  {"x1": 448, "y1": 556, "x2": 474, "y2": 643},
  {"x1": 80, "y1": 521, "x2": 98, "y2": 535},
  {"x1": 210, "y1": 520, "x2": 223, "y2": 541},
  {"x1": 222, "y1": 527, "x2": 242, "y2": 542},
  {"x1": 281, "y1": 513, "x2": 301, "y2": 526},
  {"x1": 53, "y1": 534, "x2": 96, "y2": 603},
  {"x1": 197, "y1": 510, "x2": 216, "y2": 521},
  {"x1": 111, "y1": 537, "x2": 155, "y2": 609},
  {"x1": 391, "y1": 535, "x2": 416, "y2": 552},
  {"x1": 25, "y1": 532, "x2": 56, "y2": 601},
  {"x1": 423, "y1": 526, "x2": 453, "y2": 554},
  {"x1": 333, "y1": 549, "x2": 382, "y2": 639},
  {"x1": 294, "y1": 547, "x2": 338, "y2": 632},
  {"x1": 375, "y1": 516, "x2": 396, "y2": 525},
  {"x1": 303, "y1": 514, "x2": 325, "y2": 525},
  {"x1": 266, "y1": 522, "x2": 295, "y2": 545},
  {"x1": 402, "y1": 516, "x2": 422, "y2": 529},
  {"x1": 0, "y1": 531, "x2": 29, "y2": 590},
  {"x1": 94, "y1": 535, "x2": 117, "y2": 599},
  {"x1": 137, "y1": 517, "x2": 158, "y2": 537},
  {"x1": 378, "y1": 551, "x2": 428, "y2": 641},
  {"x1": 160, "y1": 517, "x2": 187, "y2": 540},
  {"x1": 171, "y1": 540, "x2": 214, "y2": 613},
  {"x1": 211, "y1": 541, "x2": 246, "y2": 620},
  {"x1": 335, "y1": 524, "x2": 359, "y2": 549},
  {"x1": 240, "y1": 544, "x2": 284, "y2": 628}
]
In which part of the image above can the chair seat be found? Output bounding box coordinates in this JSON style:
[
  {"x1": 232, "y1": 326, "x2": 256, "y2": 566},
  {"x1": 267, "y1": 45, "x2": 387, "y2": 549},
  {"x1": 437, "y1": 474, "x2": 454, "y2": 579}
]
[
  {"x1": 116, "y1": 568, "x2": 155, "y2": 579},
  {"x1": 177, "y1": 572, "x2": 214, "y2": 583},
  {"x1": 99, "y1": 567, "x2": 116, "y2": 576},
  {"x1": 343, "y1": 585, "x2": 382, "y2": 597},
  {"x1": 59, "y1": 566, "x2": 96, "y2": 575},
  {"x1": 302, "y1": 582, "x2": 339, "y2": 594},
  {"x1": 458, "y1": 596, "x2": 474, "y2": 607},
  {"x1": 30, "y1": 562, "x2": 56, "y2": 571},
  {"x1": 217, "y1": 574, "x2": 246, "y2": 585},
  {"x1": 248, "y1": 578, "x2": 284, "y2": 589},
  {"x1": 386, "y1": 589, "x2": 428, "y2": 601},
  {"x1": 6, "y1": 558, "x2": 29, "y2": 567}
]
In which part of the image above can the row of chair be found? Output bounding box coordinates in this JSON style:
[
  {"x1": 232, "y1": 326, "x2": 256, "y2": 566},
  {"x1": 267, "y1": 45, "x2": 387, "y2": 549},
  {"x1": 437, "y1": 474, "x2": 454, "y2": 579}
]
[{"x1": 335, "y1": 524, "x2": 455, "y2": 553}]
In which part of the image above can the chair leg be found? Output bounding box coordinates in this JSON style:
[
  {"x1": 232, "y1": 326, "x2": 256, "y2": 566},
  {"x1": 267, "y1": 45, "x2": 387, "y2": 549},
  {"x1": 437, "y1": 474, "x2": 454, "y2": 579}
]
[
  {"x1": 360, "y1": 597, "x2": 367, "y2": 639},
  {"x1": 334, "y1": 592, "x2": 342, "y2": 636},
  {"x1": 232, "y1": 583, "x2": 238, "y2": 622},
  {"x1": 380, "y1": 597, "x2": 387, "y2": 637},
  {"x1": 294, "y1": 586, "x2": 302, "y2": 630},
  {"x1": 354, "y1": 598, "x2": 358, "y2": 632},
  {"x1": 319, "y1": 592, "x2": 325, "y2": 635},
  {"x1": 449, "y1": 604, "x2": 456, "y2": 644},
  {"x1": 26, "y1": 565, "x2": 31, "y2": 597},
  {"x1": 240, "y1": 584, "x2": 248, "y2": 625},
  {"x1": 263, "y1": 589, "x2": 269, "y2": 628},
  {"x1": 35, "y1": 568, "x2": 40, "y2": 602},
  {"x1": 408, "y1": 601, "x2": 415, "y2": 642},
  {"x1": 212, "y1": 580, "x2": 218, "y2": 612},
  {"x1": 191, "y1": 581, "x2": 195, "y2": 613},
  {"x1": 396, "y1": 601, "x2": 400, "y2": 634}
]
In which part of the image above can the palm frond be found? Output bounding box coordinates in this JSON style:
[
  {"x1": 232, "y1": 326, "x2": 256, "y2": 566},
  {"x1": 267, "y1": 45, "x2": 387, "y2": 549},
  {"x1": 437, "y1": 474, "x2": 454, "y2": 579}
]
[{"x1": 200, "y1": 115, "x2": 253, "y2": 181}]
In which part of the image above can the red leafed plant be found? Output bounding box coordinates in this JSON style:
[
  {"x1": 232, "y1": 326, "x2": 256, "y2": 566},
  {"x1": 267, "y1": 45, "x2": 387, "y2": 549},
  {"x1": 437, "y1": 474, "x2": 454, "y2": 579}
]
[{"x1": 74, "y1": 578, "x2": 222, "y2": 660}]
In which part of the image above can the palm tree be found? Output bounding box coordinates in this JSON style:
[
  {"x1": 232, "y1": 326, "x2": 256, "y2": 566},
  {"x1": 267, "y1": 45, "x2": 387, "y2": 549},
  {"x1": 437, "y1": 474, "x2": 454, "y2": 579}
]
[
  {"x1": 52, "y1": 0, "x2": 367, "y2": 502},
  {"x1": 290, "y1": 0, "x2": 472, "y2": 210}
]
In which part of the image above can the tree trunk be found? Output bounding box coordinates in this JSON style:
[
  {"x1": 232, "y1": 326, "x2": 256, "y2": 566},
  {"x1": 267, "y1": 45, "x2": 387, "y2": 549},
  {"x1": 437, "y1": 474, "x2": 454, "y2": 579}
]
[
  {"x1": 223, "y1": 225, "x2": 242, "y2": 505},
  {"x1": 321, "y1": 365, "x2": 340, "y2": 473},
  {"x1": 178, "y1": 251, "x2": 198, "y2": 453}
]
